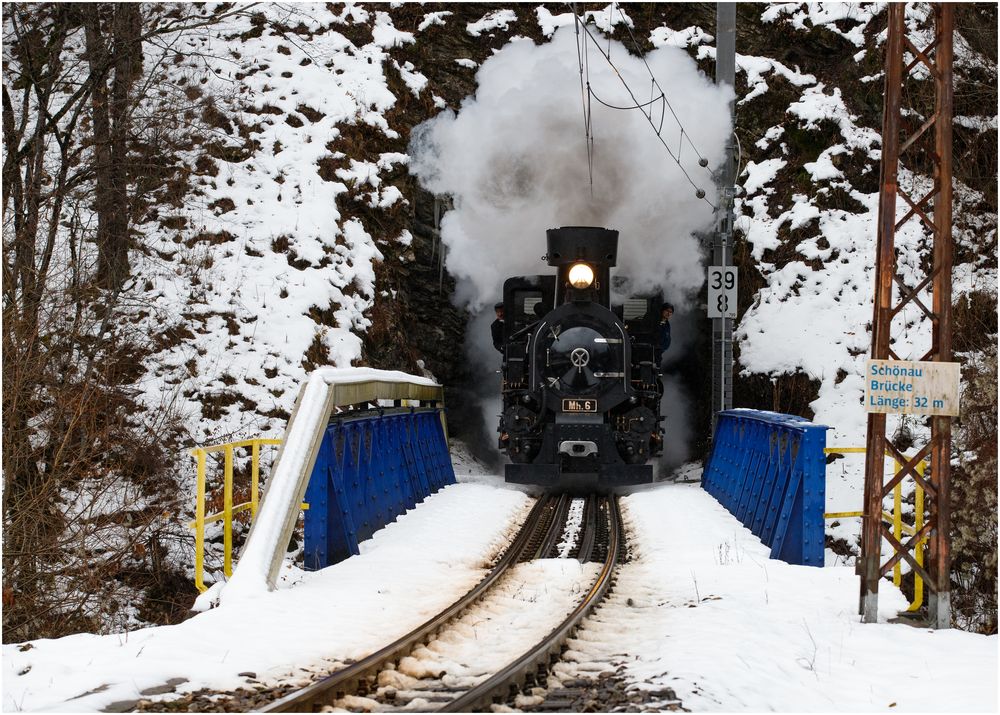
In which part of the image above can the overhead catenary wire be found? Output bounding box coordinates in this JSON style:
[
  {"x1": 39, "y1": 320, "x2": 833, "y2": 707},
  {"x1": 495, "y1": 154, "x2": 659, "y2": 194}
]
[
  {"x1": 613, "y1": 3, "x2": 714, "y2": 175},
  {"x1": 588, "y1": 82, "x2": 667, "y2": 135},
  {"x1": 587, "y1": 84, "x2": 662, "y2": 112},
  {"x1": 568, "y1": 4, "x2": 716, "y2": 209},
  {"x1": 573, "y1": 2, "x2": 595, "y2": 196}
]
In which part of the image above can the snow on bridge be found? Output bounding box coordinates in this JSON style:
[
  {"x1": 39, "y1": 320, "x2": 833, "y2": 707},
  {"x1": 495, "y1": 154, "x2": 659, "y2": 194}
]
[{"x1": 2, "y1": 450, "x2": 995, "y2": 712}]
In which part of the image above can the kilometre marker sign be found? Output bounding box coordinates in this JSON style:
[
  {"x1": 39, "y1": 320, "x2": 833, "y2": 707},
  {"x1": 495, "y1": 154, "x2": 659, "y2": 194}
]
[
  {"x1": 864, "y1": 359, "x2": 960, "y2": 416},
  {"x1": 707, "y1": 266, "x2": 737, "y2": 319}
]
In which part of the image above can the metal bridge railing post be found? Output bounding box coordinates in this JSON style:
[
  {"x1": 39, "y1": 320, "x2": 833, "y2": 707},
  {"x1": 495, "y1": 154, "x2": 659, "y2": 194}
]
[
  {"x1": 251, "y1": 441, "x2": 261, "y2": 518},
  {"x1": 912, "y1": 471, "x2": 926, "y2": 612},
  {"x1": 223, "y1": 445, "x2": 234, "y2": 578},
  {"x1": 827, "y1": 446, "x2": 929, "y2": 611},
  {"x1": 194, "y1": 448, "x2": 207, "y2": 593},
  {"x1": 893, "y1": 466, "x2": 903, "y2": 588}
]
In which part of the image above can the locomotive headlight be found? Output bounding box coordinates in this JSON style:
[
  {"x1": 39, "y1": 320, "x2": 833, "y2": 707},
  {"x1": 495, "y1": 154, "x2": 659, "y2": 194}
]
[{"x1": 568, "y1": 263, "x2": 595, "y2": 289}]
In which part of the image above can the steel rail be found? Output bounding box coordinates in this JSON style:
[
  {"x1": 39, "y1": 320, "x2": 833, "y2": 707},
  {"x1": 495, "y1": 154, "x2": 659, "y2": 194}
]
[
  {"x1": 517, "y1": 494, "x2": 563, "y2": 563},
  {"x1": 439, "y1": 496, "x2": 622, "y2": 712},
  {"x1": 574, "y1": 494, "x2": 598, "y2": 562},
  {"x1": 259, "y1": 495, "x2": 553, "y2": 713},
  {"x1": 536, "y1": 493, "x2": 572, "y2": 559}
]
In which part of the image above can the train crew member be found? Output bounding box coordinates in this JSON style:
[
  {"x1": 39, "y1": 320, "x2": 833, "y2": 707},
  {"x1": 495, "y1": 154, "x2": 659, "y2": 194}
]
[
  {"x1": 655, "y1": 303, "x2": 673, "y2": 364},
  {"x1": 491, "y1": 301, "x2": 505, "y2": 352}
]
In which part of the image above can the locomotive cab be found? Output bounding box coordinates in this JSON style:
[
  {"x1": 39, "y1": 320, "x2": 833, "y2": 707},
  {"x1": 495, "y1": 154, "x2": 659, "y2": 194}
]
[{"x1": 499, "y1": 227, "x2": 663, "y2": 492}]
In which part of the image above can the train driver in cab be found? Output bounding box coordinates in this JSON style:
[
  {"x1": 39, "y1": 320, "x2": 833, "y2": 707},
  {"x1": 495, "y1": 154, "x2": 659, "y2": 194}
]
[
  {"x1": 655, "y1": 303, "x2": 673, "y2": 364},
  {"x1": 491, "y1": 301, "x2": 505, "y2": 352}
]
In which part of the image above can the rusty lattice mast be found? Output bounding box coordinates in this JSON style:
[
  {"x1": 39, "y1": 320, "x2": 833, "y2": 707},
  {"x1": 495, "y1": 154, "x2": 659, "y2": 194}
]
[{"x1": 860, "y1": 3, "x2": 954, "y2": 627}]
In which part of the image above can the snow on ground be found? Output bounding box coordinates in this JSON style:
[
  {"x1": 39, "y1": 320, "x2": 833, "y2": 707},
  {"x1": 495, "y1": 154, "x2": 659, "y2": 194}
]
[
  {"x1": 1, "y1": 484, "x2": 530, "y2": 713},
  {"x1": 557, "y1": 498, "x2": 586, "y2": 558},
  {"x1": 761, "y1": 3, "x2": 883, "y2": 47},
  {"x1": 466, "y1": 9, "x2": 517, "y2": 37},
  {"x1": 5, "y1": 475, "x2": 994, "y2": 713},
  {"x1": 559, "y1": 483, "x2": 998, "y2": 712},
  {"x1": 535, "y1": 3, "x2": 633, "y2": 39}
]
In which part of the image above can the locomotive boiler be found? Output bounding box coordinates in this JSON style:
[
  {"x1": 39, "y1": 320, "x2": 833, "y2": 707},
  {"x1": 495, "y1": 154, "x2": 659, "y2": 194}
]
[{"x1": 498, "y1": 226, "x2": 664, "y2": 491}]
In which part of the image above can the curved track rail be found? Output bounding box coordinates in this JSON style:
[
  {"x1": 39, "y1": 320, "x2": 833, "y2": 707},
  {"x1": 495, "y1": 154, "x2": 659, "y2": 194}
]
[
  {"x1": 260, "y1": 494, "x2": 622, "y2": 713},
  {"x1": 261, "y1": 496, "x2": 554, "y2": 712}
]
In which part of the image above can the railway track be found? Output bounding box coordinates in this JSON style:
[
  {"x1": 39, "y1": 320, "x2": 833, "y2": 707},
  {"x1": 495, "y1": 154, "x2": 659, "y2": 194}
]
[{"x1": 260, "y1": 493, "x2": 623, "y2": 713}]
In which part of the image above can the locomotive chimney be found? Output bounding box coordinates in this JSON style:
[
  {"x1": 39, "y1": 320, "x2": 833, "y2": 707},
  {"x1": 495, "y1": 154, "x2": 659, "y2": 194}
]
[
  {"x1": 545, "y1": 226, "x2": 618, "y2": 267},
  {"x1": 545, "y1": 226, "x2": 618, "y2": 305}
]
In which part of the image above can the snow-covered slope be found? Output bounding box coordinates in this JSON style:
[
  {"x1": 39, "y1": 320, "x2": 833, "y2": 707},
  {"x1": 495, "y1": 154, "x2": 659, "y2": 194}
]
[
  {"x1": 98, "y1": 0, "x2": 1000, "y2": 626},
  {"x1": 135, "y1": 5, "x2": 416, "y2": 446},
  {"x1": 4, "y1": 2, "x2": 994, "y2": 639}
]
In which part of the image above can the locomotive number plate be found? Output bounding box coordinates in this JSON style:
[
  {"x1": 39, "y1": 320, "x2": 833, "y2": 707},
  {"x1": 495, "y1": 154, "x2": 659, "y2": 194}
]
[{"x1": 562, "y1": 398, "x2": 597, "y2": 413}]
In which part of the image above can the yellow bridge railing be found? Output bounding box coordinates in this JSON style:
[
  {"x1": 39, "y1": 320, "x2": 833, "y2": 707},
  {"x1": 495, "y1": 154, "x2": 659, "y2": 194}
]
[
  {"x1": 824, "y1": 446, "x2": 927, "y2": 611},
  {"x1": 188, "y1": 438, "x2": 282, "y2": 593}
]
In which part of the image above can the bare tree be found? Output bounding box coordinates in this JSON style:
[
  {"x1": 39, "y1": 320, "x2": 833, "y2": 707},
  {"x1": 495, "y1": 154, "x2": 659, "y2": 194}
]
[
  {"x1": 2, "y1": 2, "x2": 254, "y2": 641},
  {"x1": 82, "y1": 3, "x2": 142, "y2": 290}
]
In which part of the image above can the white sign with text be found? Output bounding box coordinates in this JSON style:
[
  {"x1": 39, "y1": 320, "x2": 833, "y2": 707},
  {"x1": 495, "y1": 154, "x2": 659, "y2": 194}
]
[
  {"x1": 864, "y1": 359, "x2": 960, "y2": 415},
  {"x1": 707, "y1": 266, "x2": 737, "y2": 319}
]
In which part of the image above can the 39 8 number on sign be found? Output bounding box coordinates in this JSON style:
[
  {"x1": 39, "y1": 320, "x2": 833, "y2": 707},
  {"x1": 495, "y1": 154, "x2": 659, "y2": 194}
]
[{"x1": 707, "y1": 266, "x2": 737, "y2": 319}]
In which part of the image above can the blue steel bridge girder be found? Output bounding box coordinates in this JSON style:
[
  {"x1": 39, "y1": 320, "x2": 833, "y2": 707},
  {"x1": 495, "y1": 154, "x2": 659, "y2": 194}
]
[{"x1": 304, "y1": 408, "x2": 456, "y2": 571}]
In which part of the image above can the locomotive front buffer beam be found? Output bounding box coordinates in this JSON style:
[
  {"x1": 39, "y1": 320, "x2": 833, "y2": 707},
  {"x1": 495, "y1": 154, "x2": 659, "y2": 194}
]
[{"x1": 505, "y1": 462, "x2": 653, "y2": 494}]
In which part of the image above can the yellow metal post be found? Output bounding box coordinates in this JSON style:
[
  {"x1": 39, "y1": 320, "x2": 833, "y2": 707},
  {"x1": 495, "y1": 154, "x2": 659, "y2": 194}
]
[
  {"x1": 251, "y1": 441, "x2": 260, "y2": 518},
  {"x1": 910, "y1": 464, "x2": 927, "y2": 611},
  {"x1": 194, "y1": 449, "x2": 207, "y2": 593},
  {"x1": 187, "y1": 438, "x2": 284, "y2": 590},
  {"x1": 223, "y1": 446, "x2": 234, "y2": 577},
  {"x1": 824, "y1": 445, "x2": 928, "y2": 611},
  {"x1": 824, "y1": 511, "x2": 864, "y2": 519},
  {"x1": 892, "y1": 459, "x2": 903, "y2": 587}
]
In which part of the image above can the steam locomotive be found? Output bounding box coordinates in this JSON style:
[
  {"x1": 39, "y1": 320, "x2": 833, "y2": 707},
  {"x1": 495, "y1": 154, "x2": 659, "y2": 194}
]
[{"x1": 498, "y1": 226, "x2": 664, "y2": 491}]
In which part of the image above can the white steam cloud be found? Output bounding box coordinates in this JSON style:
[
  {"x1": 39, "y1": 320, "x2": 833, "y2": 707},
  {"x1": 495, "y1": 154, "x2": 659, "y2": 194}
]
[
  {"x1": 409, "y1": 27, "x2": 733, "y2": 472},
  {"x1": 410, "y1": 27, "x2": 734, "y2": 310}
]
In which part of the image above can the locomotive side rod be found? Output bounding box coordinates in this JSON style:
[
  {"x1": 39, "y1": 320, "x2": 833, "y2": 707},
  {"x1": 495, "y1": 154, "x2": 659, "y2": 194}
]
[
  {"x1": 259, "y1": 495, "x2": 555, "y2": 713},
  {"x1": 438, "y1": 496, "x2": 623, "y2": 713}
]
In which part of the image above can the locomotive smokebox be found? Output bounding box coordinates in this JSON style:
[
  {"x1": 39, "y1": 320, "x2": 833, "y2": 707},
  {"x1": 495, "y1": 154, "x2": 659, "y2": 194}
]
[{"x1": 545, "y1": 226, "x2": 618, "y2": 267}]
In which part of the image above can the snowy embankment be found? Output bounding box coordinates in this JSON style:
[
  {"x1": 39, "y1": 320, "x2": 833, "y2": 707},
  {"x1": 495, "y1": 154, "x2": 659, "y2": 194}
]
[
  {"x1": 1, "y1": 485, "x2": 530, "y2": 713},
  {"x1": 563, "y1": 482, "x2": 998, "y2": 712},
  {"x1": 655, "y1": 4, "x2": 997, "y2": 561},
  {"x1": 139, "y1": 4, "x2": 411, "y2": 446},
  {"x1": 4, "y1": 473, "x2": 994, "y2": 713}
]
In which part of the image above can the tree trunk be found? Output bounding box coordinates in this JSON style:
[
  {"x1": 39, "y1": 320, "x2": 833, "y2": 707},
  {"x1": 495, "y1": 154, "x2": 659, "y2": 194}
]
[
  {"x1": 84, "y1": 3, "x2": 141, "y2": 291},
  {"x1": 83, "y1": 5, "x2": 116, "y2": 288},
  {"x1": 106, "y1": 3, "x2": 142, "y2": 287}
]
